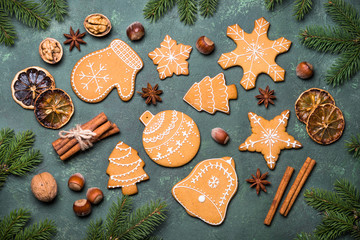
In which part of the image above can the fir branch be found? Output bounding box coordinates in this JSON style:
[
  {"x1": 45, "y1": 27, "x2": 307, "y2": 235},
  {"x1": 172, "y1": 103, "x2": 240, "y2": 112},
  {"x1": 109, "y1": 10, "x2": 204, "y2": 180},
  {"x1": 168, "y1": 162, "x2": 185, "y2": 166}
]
[
  {"x1": 85, "y1": 219, "x2": 105, "y2": 240},
  {"x1": 0, "y1": 0, "x2": 50, "y2": 29},
  {"x1": 325, "y1": 0, "x2": 360, "y2": 37},
  {"x1": 345, "y1": 134, "x2": 360, "y2": 159},
  {"x1": 264, "y1": 0, "x2": 282, "y2": 10},
  {"x1": 8, "y1": 149, "x2": 42, "y2": 176},
  {"x1": 293, "y1": 0, "x2": 312, "y2": 21},
  {"x1": 294, "y1": 232, "x2": 319, "y2": 240},
  {"x1": 41, "y1": 0, "x2": 68, "y2": 22},
  {"x1": 199, "y1": 0, "x2": 218, "y2": 18},
  {"x1": 105, "y1": 195, "x2": 132, "y2": 238},
  {"x1": 14, "y1": 219, "x2": 56, "y2": 240},
  {"x1": 177, "y1": 0, "x2": 197, "y2": 25},
  {"x1": 143, "y1": 0, "x2": 175, "y2": 22},
  {"x1": 300, "y1": 26, "x2": 358, "y2": 54},
  {"x1": 0, "y1": 209, "x2": 31, "y2": 239},
  {"x1": 326, "y1": 48, "x2": 360, "y2": 86},
  {"x1": 116, "y1": 200, "x2": 167, "y2": 240},
  {"x1": 0, "y1": 9, "x2": 16, "y2": 46},
  {"x1": 334, "y1": 179, "x2": 360, "y2": 210}
]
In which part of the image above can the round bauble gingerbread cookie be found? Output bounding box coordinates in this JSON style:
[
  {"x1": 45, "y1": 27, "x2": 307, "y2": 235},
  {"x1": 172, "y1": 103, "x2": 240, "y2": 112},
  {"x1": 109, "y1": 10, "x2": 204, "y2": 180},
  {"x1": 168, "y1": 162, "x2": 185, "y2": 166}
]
[{"x1": 139, "y1": 110, "x2": 200, "y2": 167}]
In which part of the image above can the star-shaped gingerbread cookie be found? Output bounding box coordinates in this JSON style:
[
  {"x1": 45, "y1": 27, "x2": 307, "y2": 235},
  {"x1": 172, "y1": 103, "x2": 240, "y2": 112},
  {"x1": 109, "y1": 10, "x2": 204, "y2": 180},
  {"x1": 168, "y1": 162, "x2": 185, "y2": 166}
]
[
  {"x1": 218, "y1": 17, "x2": 291, "y2": 90},
  {"x1": 148, "y1": 35, "x2": 192, "y2": 80},
  {"x1": 239, "y1": 110, "x2": 302, "y2": 170}
]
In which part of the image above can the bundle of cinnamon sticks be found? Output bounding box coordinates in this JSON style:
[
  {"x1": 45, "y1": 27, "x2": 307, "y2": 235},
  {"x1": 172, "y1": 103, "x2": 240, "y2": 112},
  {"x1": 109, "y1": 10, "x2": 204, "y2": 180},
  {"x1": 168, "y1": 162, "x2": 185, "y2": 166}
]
[{"x1": 52, "y1": 112, "x2": 119, "y2": 161}]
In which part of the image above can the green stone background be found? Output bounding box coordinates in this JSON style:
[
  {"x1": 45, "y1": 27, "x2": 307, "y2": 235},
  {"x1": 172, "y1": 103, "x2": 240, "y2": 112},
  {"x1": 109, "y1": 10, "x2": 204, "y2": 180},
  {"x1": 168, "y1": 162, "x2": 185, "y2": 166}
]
[{"x1": 0, "y1": 0, "x2": 360, "y2": 239}]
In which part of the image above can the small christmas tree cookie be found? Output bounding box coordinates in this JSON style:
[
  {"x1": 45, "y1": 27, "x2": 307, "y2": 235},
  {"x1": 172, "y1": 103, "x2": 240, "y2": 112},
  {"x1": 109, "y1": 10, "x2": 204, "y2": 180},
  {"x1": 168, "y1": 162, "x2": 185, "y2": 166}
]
[{"x1": 106, "y1": 141, "x2": 149, "y2": 195}]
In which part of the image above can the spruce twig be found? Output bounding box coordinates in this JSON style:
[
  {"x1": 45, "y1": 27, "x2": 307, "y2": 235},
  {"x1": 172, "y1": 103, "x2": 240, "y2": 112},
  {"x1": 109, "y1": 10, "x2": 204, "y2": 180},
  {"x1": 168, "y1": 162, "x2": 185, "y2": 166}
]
[
  {"x1": 143, "y1": 0, "x2": 175, "y2": 22},
  {"x1": 0, "y1": 9, "x2": 16, "y2": 46},
  {"x1": 106, "y1": 196, "x2": 132, "y2": 238},
  {"x1": 264, "y1": 0, "x2": 282, "y2": 11},
  {"x1": 41, "y1": 0, "x2": 68, "y2": 22},
  {"x1": 293, "y1": 0, "x2": 312, "y2": 20},
  {"x1": 345, "y1": 134, "x2": 360, "y2": 159},
  {"x1": 294, "y1": 232, "x2": 319, "y2": 240},
  {"x1": 199, "y1": 0, "x2": 218, "y2": 18},
  {"x1": 177, "y1": 0, "x2": 197, "y2": 25}
]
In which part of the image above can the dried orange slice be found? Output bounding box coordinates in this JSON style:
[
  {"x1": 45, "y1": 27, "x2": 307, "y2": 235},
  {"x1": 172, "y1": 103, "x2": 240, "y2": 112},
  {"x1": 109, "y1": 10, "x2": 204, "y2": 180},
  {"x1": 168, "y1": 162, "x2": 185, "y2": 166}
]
[
  {"x1": 295, "y1": 88, "x2": 335, "y2": 124},
  {"x1": 34, "y1": 88, "x2": 74, "y2": 129},
  {"x1": 306, "y1": 103, "x2": 345, "y2": 145},
  {"x1": 11, "y1": 67, "x2": 55, "y2": 109}
]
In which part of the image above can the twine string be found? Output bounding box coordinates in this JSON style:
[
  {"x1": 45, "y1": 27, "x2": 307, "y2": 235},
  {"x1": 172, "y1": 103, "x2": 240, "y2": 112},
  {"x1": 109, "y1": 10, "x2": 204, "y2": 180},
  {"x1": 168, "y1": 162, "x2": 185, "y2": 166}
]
[{"x1": 59, "y1": 125, "x2": 97, "y2": 151}]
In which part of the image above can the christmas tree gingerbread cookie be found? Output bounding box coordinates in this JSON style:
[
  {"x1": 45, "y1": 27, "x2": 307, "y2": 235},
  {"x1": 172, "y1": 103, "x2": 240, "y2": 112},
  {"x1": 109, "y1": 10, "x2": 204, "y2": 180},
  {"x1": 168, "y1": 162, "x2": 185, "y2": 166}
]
[
  {"x1": 218, "y1": 17, "x2": 292, "y2": 90},
  {"x1": 139, "y1": 110, "x2": 200, "y2": 167},
  {"x1": 183, "y1": 73, "x2": 237, "y2": 114},
  {"x1": 148, "y1": 35, "x2": 192, "y2": 80},
  {"x1": 172, "y1": 156, "x2": 238, "y2": 225},
  {"x1": 106, "y1": 141, "x2": 149, "y2": 195},
  {"x1": 239, "y1": 110, "x2": 302, "y2": 170},
  {"x1": 71, "y1": 39, "x2": 143, "y2": 103}
]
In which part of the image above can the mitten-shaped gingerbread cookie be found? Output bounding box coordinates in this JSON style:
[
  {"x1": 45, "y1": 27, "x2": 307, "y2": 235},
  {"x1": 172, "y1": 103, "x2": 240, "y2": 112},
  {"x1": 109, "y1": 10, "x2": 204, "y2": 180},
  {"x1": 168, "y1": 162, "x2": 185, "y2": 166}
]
[
  {"x1": 172, "y1": 156, "x2": 238, "y2": 225},
  {"x1": 106, "y1": 141, "x2": 149, "y2": 195},
  {"x1": 71, "y1": 39, "x2": 143, "y2": 103},
  {"x1": 183, "y1": 73, "x2": 237, "y2": 114}
]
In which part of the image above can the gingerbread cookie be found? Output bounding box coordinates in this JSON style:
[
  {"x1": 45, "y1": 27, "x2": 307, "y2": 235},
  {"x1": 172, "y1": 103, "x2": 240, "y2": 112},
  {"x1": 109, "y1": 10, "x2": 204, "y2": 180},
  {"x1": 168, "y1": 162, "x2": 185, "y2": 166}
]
[
  {"x1": 71, "y1": 39, "x2": 143, "y2": 103},
  {"x1": 183, "y1": 73, "x2": 237, "y2": 114},
  {"x1": 148, "y1": 35, "x2": 192, "y2": 80},
  {"x1": 106, "y1": 141, "x2": 149, "y2": 195},
  {"x1": 139, "y1": 110, "x2": 200, "y2": 167},
  {"x1": 218, "y1": 17, "x2": 292, "y2": 90},
  {"x1": 239, "y1": 110, "x2": 302, "y2": 170},
  {"x1": 172, "y1": 156, "x2": 238, "y2": 225}
]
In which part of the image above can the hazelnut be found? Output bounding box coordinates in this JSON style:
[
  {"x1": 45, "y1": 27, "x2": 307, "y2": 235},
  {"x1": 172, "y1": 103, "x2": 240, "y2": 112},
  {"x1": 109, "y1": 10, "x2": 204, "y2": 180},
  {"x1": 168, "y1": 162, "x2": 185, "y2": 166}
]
[
  {"x1": 39, "y1": 38, "x2": 63, "y2": 64},
  {"x1": 84, "y1": 13, "x2": 111, "y2": 37},
  {"x1": 196, "y1": 36, "x2": 215, "y2": 55},
  {"x1": 211, "y1": 128, "x2": 230, "y2": 145},
  {"x1": 296, "y1": 62, "x2": 314, "y2": 79},
  {"x1": 126, "y1": 22, "x2": 145, "y2": 41},
  {"x1": 31, "y1": 172, "x2": 57, "y2": 202},
  {"x1": 86, "y1": 187, "x2": 104, "y2": 205},
  {"x1": 73, "y1": 199, "x2": 92, "y2": 217},
  {"x1": 68, "y1": 173, "x2": 85, "y2": 191}
]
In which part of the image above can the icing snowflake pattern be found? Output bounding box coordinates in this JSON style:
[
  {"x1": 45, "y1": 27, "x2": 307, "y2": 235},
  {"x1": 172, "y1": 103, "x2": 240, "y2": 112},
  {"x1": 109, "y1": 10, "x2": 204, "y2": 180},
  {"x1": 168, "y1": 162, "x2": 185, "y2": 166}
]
[
  {"x1": 208, "y1": 176, "x2": 220, "y2": 188},
  {"x1": 239, "y1": 110, "x2": 302, "y2": 170},
  {"x1": 79, "y1": 62, "x2": 109, "y2": 94},
  {"x1": 218, "y1": 17, "x2": 291, "y2": 90},
  {"x1": 148, "y1": 35, "x2": 192, "y2": 80}
]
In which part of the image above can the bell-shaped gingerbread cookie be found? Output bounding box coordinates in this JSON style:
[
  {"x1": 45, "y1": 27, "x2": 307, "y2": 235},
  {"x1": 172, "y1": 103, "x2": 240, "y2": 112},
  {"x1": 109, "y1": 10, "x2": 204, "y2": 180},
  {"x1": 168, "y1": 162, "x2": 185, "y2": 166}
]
[
  {"x1": 172, "y1": 156, "x2": 238, "y2": 225},
  {"x1": 183, "y1": 73, "x2": 237, "y2": 114},
  {"x1": 71, "y1": 39, "x2": 143, "y2": 103}
]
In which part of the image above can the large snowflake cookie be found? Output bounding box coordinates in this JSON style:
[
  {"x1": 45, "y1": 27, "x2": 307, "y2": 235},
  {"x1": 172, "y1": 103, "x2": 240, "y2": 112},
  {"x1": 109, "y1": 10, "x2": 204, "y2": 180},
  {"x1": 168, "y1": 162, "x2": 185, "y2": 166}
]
[
  {"x1": 106, "y1": 141, "x2": 149, "y2": 195},
  {"x1": 148, "y1": 35, "x2": 192, "y2": 80},
  {"x1": 172, "y1": 156, "x2": 238, "y2": 225},
  {"x1": 139, "y1": 110, "x2": 200, "y2": 167},
  {"x1": 239, "y1": 110, "x2": 302, "y2": 170},
  {"x1": 183, "y1": 73, "x2": 237, "y2": 114},
  {"x1": 218, "y1": 17, "x2": 292, "y2": 90},
  {"x1": 71, "y1": 39, "x2": 143, "y2": 103}
]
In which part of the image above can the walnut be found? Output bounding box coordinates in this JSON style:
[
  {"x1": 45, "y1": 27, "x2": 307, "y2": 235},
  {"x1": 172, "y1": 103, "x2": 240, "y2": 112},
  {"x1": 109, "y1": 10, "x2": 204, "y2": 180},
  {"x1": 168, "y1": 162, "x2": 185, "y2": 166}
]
[
  {"x1": 84, "y1": 13, "x2": 111, "y2": 37},
  {"x1": 39, "y1": 38, "x2": 63, "y2": 64},
  {"x1": 31, "y1": 172, "x2": 57, "y2": 202}
]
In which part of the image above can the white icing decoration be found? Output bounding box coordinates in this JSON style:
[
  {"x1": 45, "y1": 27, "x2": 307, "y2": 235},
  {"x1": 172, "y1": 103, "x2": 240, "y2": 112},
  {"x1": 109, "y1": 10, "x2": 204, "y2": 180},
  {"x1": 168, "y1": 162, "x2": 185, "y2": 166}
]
[
  {"x1": 143, "y1": 112, "x2": 165, "y2": 135},
  {"x1": 143, "y1": 110, "x2": 178, "y2": 143},
  {"x1": 208, "y1": 176, "x2": 220, "y2": 189},
  {"x1": 198, "y1": 195, "x2": 206, "y2": 203}
]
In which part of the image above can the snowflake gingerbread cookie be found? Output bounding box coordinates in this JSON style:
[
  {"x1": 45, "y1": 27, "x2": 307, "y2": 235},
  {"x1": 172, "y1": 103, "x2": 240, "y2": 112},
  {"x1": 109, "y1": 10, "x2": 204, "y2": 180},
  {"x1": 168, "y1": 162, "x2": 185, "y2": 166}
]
[
  {"x1": 139, "y1": 110, "x2": 200, "y2": 167},
  {"x1": 172, "y1": 156, "x2": 238, "y2": 225},
  {"x1": 148, "y1": 35, "x2": 192, "y2": 80},
  {"x1": 106, "y1": 141, "x2": 149, "y2": 195},
  {"x1": 239, "y1": 110, "x2": 302, "y2": 170},
  {"x1": 218, "y1": 17, "x2": 292, "y2": 90},
  {"x1": 71, "y1": 39, "x2": 143, "y2": 103},
  {"x1": 183, "y1": 73, "x2": 237, "y2": 114}
]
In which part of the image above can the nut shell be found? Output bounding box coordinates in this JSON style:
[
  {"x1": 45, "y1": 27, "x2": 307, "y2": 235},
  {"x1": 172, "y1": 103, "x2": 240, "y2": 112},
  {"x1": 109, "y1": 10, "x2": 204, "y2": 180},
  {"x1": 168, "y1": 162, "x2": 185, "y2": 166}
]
[
  {"x1": 86, "y1": 187, "x2": 104, "y2": 205},
  {"x1": 39, "y1": 38, "x2": 63, "y2": 64},
  {"x1": 126, "y1": 22, "x2": 145, "y2": 41},
  {"x1": 84, "y1": 13, "x2": 112, "y2": 37},
  {"x1": 211, "y1": 128, "x2": 230, "y2": 145},
  {"x1": 73, "y1": 199, "x2": 92, "y2": 217},
  {"x1": 196, "y1": 36, "x2": 215, "y2": 55},
  {"x1": 296, "y1": 62, "x2": 314, "y2": 79},
  {"x1": 68, "y1": 173, "x2": 85, "y2": 191},
  {"x1": 31, "y1": 172, "x2": 57, "y2": 202}
]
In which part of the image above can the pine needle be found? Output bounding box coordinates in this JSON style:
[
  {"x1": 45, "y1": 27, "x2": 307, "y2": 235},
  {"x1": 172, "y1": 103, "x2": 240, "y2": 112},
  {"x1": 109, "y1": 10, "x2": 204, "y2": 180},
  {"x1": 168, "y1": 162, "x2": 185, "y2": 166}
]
[
  {"x1": 105, "y1": 195, "x2": 132, "y2": 238},
  {"x1": 334, "y1": 179, "x2": 360, "y2": 209},
  {"x1": 0, "y1": 9, "x2": 16, "y2": 46},
  {"x1": 199, "y1": 0, "x2": 218, "y2": 18},
  {"x1": 143, "y1": 0, "x2": 175, "y2": 22},
  {"x1": 85, "y1": 219, "x2": 105, "y2": 240},
  {"x1": 14, "y1": 219, "x2": 57, "y2": 240},
  {"x1": 345, "y1": 134, "x2": 360, "y2": 159},
  {"x1": 293, "y1": 0, "x2": 313, "y2": 20},
  {"x1": 264, "y1": 0, "x2": 282, "y2": 11},
  {"x1": 315, "y1": 211, "x2": 355, "y2": 240},
  {"x1": 0, "y1": 209, "x2": 31, "y2": 239},
  {"x1": 294, "y1": 232, "x2": 319, "y2": 240},
  {"x1": 177, "y1": 0, "x2": 197, "y2": 25},
  {"x1": 41, "y1": 0, "x2": 68, "y2": 22}
]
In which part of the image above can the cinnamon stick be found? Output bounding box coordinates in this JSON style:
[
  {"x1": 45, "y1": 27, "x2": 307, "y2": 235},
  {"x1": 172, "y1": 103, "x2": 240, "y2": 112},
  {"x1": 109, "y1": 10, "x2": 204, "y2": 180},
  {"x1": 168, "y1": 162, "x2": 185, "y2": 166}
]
[
  {"x1": 282, "y1": 158, "x2": 316, "y2": 216},
  {"x1": 54, "y1": 113, "x2": 108, "y2": 156},
  {"x1": 60, "y1": 121, "x2": 113, "y2": 161},
  {"x1": 98, "y1": 122, "x2": 120, "y2": 140},
  {"x1": 264, "y1": 166, "x2": 294, "y2": 226}
]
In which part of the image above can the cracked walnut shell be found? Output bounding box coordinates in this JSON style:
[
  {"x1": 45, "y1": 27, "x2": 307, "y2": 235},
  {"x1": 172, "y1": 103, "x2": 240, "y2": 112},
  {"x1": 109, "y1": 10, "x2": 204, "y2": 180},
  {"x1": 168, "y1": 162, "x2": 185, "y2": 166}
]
[
  {"x1": 84, "y1": 13, "x2": 111, "y2": 37},
  {"x1": 39, "y1": 38, "x2": 63, "y2": 64}
]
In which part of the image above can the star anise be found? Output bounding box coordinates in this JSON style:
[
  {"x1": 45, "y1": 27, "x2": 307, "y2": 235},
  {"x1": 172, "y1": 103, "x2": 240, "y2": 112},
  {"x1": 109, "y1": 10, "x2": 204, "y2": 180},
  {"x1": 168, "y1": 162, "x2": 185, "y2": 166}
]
[
  {"x1": 255, "y1": 86, "x2": 276, "y2": 108},
  {"x1": 64, "y1": 27, "x2": 86, "y2": 51},
  {"x1": 246, "y1": 168, "x2": 271, "y2": 195},
  {"x1": 137, "y1": 83, "x2": 163, "y2": 105}
]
